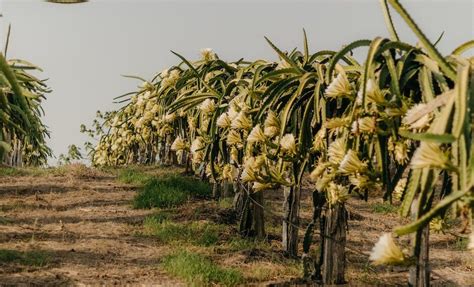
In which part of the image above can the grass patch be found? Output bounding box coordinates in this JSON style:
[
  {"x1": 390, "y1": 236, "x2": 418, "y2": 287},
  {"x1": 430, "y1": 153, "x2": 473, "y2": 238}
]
[
  {"x1": 453, "y1": 236, "x2": 469, "y2": 251},
  {"x1": 162, "y1": 251, "x2": 243, "y2": 286},
  {"x1": 218, "y1": 197, "x2": 234, "y2": 209},
  {"x1": 143, "y1": 218, "x2": 222, "y2": 246},
  {"x1": 371, "y1": 202, "x2": 398, "y2": 214},
  {"x1": 118, "y1": 167, "x2": 153, "y2": 185},
  {"x1": 0, "y1": 249, "x2": 50, "y2": 266},
  {"x1": 133, "y1": 175, "x2": 211, "y2": 209},
  {"x1": 0, "y1": 167, "x2": 54, "y2": 177},
  {"x1": 244, "y1": 260, "x2": 302, "y2": 282}
]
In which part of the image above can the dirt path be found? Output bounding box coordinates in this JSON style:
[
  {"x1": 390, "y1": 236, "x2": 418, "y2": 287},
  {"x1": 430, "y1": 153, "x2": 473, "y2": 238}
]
[{"x1": 0, "y1": 167, "x2": 183, "y2": 286}]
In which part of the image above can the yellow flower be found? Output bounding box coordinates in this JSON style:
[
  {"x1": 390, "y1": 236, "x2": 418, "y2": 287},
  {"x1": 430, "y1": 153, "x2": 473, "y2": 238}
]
[
  {"x1": 230, "y1": 146, "x2": 239, "y2": 163},
  {"x1": 429, "y1": 217, "x2": 445, "y2": 233},
  {"x1": 393, "y1": 178, "x2": 407, "y2": 201},
  {"x1": 402, "y1": 103, "x2": 432, "y2": 130},
  {"x1": 309, "y1": 160, "x2": 331, "y2": 182},
  {"x1": 264, "y1": 111, "x2": 280, "y2": 137},
  {"x1": 222, "y1": 164, "x2": 237, "y2": 181},
  {"x1": 357, "y1": 79, "x2": 386, "y2": 105},
  {"x1": 231, "y1": 112, "x2": 253, "y2": 130},
  {"x1": 247, "y1": 124, "x2": 266, "y2": 144},
  {"x1": 410, "y1": 142, "x2": 452, "y2": 170},
  {"x1": 369, "y1": 233, "x2": 406, "y2": 266},
  {"x1": 161, "y1": 69, "x2": 180, "y2": 89},
  {"x1": 171, "y1": 137, "x2": 187, "y2": 151},
  {"x1": 253, "y1": 182, "x2": 272, "y2": 192},
  {"x1": 393, "y1": 141, "x2": 408, "y2": 164},
  {"x1": 164, "y1": 113, "x2": 176, "y2": 123},
  {"x1": 216, "y1": 113, "x2": 231, "y2": 128},
  {"x1": 328, "y1": 139, "x2": 346, "y2": 166},
  {"x1": 226, "y1": 130, "x2": 243, "y2": 146},
  {"x1": 192, "y1": 151, "x2": 204, "y2": 165},
  {"x1": 160, "y1": 69, "x2": 169, "y2": 78},
  {"x1": 351, "y1": 117, "x2": 376, "y2": 134},
  {"x1": 311, "y1": 128, "x2": 326, "y2": 152},
  {"x1": 325, "y1": 70, "x2": 353, "y2": 99},
  {"x1": 339, "y1": 150, "x2": 367, "y2": 174},
  {"x1": 280, "y1": 134, "x2": 297, "y2": 156},
  {"x1": 190, "y1": 137, "x2": 204, "y2": 153},
  {"x1": 201, "y1": 48, "x2": 217, "y2": 61},
  {"x1": 241, "y1": 167, "x2": 257, "y2": 182},
  {"x1": 199, "y1": 99, "x2": 216, "y2": 115},
  {"x1": 326, "y1": 182, "x2": 349, "y2": 206},
  {"x1": 349, "y1": 174, "x2": 376, "y2": 191},
  {"x1": 325, "y1": 117, "x2": 349, "y2": 136}
]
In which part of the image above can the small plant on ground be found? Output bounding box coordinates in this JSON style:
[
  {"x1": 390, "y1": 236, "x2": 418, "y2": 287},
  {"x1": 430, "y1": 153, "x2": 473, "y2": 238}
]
[
  {"x1": 143, "y1": 218, "x2": 222, "y2": 247},
  {"x1": 371, "y1": 202, "x2": 398, "y2": 214},
  {"x1": 162, "y1": 251, "x2": 243, "y2": 286},
  {"x1": 0, "y1": 249, "x2": 50, "y2": 267},
  {"x1": 118, "y1": 167, "x2": 153, "y2": 185},
  {"x1": 133, "y1": 175, "x2": 211, "y2": 209}
]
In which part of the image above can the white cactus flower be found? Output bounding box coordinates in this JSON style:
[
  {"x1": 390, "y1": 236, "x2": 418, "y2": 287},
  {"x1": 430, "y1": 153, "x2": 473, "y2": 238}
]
[
  {"x1": 247, "y1": 124, "x2": 266, "y2": 144},
  {"x1": 199, "y1": 99, "x2": 216, "y2": 115},
  {"x1": 357, "y1": 78, "x2": 385, "y2": 105},
  {"x1": 410, "y1": 142, "x2": 452, "y2": 170},
  {"x1": 339, "y1": 150, "x2": 367, "y2": 174},
  {"x1": 393, "y1": 178, "x2": 407, "y2": 201},
  {"x1": 231, "y1": 112, "x2": 252, "y2": 130},
  {"x1": 328, "y1": 138, "x2": 346, "y2": 166},
  {"x1": 216, "y1": 113, "x2": 232, "y2": 128},
  {"x1": 369, "y1": 233, "x2": 406, "y2": 266},
  {"x1": 309, "y1": 160, "x2": 331, "y2": 182},
  {"x1": 351, "y1": 117, "x2": 376, "y2": 134},
  {"x1": 161, "y1": 69, "x2": 169, "y2": 78},
  {"x1": 227, "y1": 130, "x2": 243, "y2": 146},
  {"x1": 190, "y1": 137, "x2": 204, "y2": 153},
  {"x1": 164, "y1": 113, "x2": 176, "y2": 123},
  {"x1": 325, "y1": 70, "x2": 352, "y2": 98},
  {"x1": 263, "y1": 111, "x2": 280, "y2": 137},
  {"x1": 201, "y1": 48, "x2": 217, "y2": 61},
  {"x1": 171, "y1": 137, "x2": 187, "y2": 151},
  {"x1": 280, "y1": 134, "x2": 297, "y2": 156},
  {"x1": 326, "y1": 182, "x2": 349, "y2": 206},
  {"x1": 402, "y1": 103, "x2": 432, "y2": 130}
]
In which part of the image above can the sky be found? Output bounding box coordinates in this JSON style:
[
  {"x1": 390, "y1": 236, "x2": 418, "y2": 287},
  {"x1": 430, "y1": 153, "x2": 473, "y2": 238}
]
[{"x1": 1, "y1": 0, "x2": 473, "y2": 164}]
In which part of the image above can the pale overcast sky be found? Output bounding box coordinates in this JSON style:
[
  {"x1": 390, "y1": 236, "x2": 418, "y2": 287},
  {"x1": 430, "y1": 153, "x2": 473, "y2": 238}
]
[{"x1": 1, "y1": 0, "x2": 473, "y2": 164}]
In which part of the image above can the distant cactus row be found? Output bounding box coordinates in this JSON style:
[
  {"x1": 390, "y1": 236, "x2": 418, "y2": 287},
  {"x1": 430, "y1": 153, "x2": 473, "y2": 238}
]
[{"x1": 0, "y1": 41, "x2": 51, "y2": 166}]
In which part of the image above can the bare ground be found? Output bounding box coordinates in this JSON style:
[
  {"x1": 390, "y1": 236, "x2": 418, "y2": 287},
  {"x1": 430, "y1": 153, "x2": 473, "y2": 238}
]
[
  {"x1": 0, "y1": 166, "x2": 183, "y2": 286},
  {"x1": 0, "y1": 165, "x2": 472, "y2": 286}
]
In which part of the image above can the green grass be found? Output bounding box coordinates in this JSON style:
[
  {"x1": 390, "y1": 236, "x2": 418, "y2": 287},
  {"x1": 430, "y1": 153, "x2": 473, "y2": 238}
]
[
  {"x1": 0, "y1": 249, "x2": 50, "y2": 266},
  {"x1": 218, "y1": 197, "x2": 234, "y2": 209},
  {"x1": 133, "y1": 175, "x2": 211, "y2": 209},
  {"x1": 162, "y1": 251, "x2": 243, "y2": 286},
  {"x1": 453, "y1": 236, "x2": 469, "y2": 251},
  {"x1": 0, "y1": 167, "x2": 54, "y2": 177},
  {"x1": 143, "y1": 218, "x2": 222, "y2": 246},
  {"x1": 371, "y1": 202, "x2": 398, "y2": 214},
  {"x1": 118, "y1": 167, "x2": 153, "y2": 185}
]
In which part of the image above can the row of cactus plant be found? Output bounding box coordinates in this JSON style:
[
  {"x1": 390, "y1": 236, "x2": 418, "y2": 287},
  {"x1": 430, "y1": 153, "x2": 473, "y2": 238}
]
[
  {"x1": 0, "y1": 29, "x2": 52, "y2": 166},
  {"x1": 83, "y1": 0, "x2": 473, "y2": 284}
]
